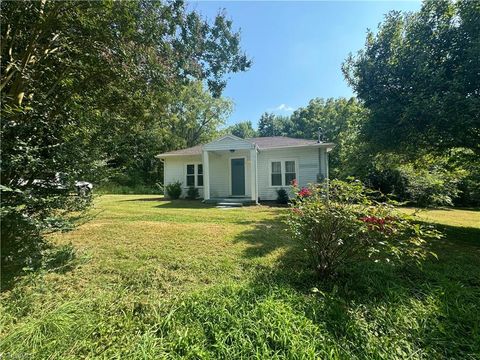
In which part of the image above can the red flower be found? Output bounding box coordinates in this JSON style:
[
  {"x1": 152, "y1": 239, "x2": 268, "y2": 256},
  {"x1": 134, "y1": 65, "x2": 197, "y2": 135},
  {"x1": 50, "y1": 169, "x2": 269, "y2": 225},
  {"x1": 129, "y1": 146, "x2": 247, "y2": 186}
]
[
  {"x1": 359, "y1": 215, "x2": 395, "y2": 233},
  {"x1": 298, "y1": 187, "x2": 312, "y2": 197}
]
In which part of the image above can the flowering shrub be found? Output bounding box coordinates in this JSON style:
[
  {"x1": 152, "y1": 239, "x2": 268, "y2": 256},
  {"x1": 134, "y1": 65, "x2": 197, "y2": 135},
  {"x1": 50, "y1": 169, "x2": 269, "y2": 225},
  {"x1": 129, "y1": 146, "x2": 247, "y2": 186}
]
[
  {"x1": 298, "y1": 187, "x2": 312, "y2": 198},
  {"x1": 286, "y1": 179, "x2": 441, "y2": 278}
]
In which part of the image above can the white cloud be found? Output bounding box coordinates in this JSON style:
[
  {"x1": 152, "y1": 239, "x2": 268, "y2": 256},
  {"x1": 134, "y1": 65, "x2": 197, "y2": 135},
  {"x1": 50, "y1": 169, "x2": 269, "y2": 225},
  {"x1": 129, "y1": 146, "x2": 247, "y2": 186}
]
[{"x1": 268, "y1": 103, "x2": 295, "y2": 112}]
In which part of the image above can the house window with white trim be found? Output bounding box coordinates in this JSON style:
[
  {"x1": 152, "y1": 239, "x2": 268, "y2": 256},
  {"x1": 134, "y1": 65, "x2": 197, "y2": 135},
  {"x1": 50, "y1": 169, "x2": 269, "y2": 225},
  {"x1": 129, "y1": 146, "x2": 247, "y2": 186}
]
[
  {"x1": 270, "y1": 160, "x2": 297, "y2": 186},
  {"x1": 285, "y1": 160, "x2": 296, "y2": 185},
  {"x1": 271, "y1": 161, "x2": 282, "y2": 186},
  {"x1": 186, "y1": 164, "x2": 203, "y2": 187}
]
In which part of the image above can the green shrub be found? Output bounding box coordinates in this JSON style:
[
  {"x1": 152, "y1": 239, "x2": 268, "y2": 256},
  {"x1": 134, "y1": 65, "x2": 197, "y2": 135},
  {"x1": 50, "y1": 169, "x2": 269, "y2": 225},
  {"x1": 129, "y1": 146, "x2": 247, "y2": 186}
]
[
  {"x1": 96, "y1": 182, "x2": 162, "y2": 195},
  {"x1": 186, "y1": 186, "x2": 200, "y2": 200},
  {"x1": 397, "y1": 165, "x2": 461, "y2": 207},
  {"x1": 165, "y1": 181, "x2": 182, "y2": 199},
  {"x1": 276, "y1": 188, "x2": 289, "y2": 205},
  {"x1": 286, "y1": 179, "x2": 441, "y2": 278}
]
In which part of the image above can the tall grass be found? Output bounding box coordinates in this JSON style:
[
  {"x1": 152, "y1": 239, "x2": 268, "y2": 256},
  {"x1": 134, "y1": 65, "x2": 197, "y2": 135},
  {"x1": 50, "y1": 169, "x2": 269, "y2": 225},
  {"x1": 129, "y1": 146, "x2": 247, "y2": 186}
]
[{"x1": 1, "y1": 197, "x2": 478, "y2": 359}]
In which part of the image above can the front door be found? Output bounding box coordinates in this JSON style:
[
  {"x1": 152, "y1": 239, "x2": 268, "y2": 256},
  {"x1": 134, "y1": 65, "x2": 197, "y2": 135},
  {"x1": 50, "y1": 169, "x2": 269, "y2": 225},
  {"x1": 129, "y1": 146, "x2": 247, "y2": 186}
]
[{"x1": 231, "y1": 158, "x2": 245, "y2": 196}]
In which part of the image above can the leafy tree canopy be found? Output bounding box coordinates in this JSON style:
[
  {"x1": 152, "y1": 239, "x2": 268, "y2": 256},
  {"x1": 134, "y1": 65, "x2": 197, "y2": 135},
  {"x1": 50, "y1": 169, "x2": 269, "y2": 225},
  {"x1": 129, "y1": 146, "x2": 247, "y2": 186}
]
[
  {"x1": 0, "y1": 0, "x2": 250, "y2": 280},
  {"x1": 224, "y1": 120, "x2": 257, "y2": 138},
  {"x1": 343, "y1": 0, "x2": 480, "y2": 155}
]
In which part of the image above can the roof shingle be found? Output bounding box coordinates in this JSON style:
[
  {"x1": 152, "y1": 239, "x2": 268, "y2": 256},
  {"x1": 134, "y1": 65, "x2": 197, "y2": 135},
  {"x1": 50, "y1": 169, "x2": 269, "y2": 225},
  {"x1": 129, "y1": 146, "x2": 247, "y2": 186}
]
[{"x1": 157, "y1": 136, "x2": 332, "y2": 157}]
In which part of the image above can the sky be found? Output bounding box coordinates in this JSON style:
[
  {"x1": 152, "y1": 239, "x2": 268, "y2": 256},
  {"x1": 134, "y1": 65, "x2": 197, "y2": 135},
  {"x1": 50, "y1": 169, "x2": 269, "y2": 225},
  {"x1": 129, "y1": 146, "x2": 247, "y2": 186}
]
[{"x1": 188, "y1": 1, "x2": 422, "y2": 127}]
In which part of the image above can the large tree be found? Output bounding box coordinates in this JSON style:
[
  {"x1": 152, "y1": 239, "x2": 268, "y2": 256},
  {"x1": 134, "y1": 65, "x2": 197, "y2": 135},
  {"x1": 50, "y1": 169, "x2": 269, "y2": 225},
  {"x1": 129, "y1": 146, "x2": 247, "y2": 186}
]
[
  {"x1": 224, "y1": 120, "x2": 257, "y2": 138},
  {"x1": 257, "y1": 112, "x2": 285, "y2": 137},
  {"x1": 343, "y1": 0, "x2": 480, "y2": 156},
  {"x1": 286, "y1": 98, "x2": 369, "y2": 178},
  {"x1": 0, "y1": 0, "x2": 250, "y2": 283}
]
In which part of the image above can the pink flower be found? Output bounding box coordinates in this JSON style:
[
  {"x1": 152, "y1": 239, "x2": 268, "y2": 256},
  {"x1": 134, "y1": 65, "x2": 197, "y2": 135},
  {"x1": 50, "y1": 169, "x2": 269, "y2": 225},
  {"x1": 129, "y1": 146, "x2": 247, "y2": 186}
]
[
  {"x1": 359, "y1": 215, "x2": 394, "y2": 232},
  {"x1": 298, "y1": 187, "x2": 312, "y2": 198},
  {"x1": 291, "y1": 179, "x2": 298, "y2": 187}
]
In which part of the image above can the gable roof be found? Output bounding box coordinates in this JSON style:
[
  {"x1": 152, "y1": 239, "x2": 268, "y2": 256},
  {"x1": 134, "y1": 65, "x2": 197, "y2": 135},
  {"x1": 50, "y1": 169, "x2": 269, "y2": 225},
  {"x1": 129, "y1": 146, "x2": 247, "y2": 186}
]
[
  {"x1": 157, "y1": 136, "x2": 334, "y2": 157},
  {"x1": 246, "y1": 136, "x2": 318, "y2": 149}
]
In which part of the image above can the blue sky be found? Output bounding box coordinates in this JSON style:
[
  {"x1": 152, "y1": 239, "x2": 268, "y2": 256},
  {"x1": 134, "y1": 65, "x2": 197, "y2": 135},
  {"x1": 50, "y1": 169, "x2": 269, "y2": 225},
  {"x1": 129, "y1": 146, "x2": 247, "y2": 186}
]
[{"x1": 188, "y1": 1, "x2": 421, "y2": 127}]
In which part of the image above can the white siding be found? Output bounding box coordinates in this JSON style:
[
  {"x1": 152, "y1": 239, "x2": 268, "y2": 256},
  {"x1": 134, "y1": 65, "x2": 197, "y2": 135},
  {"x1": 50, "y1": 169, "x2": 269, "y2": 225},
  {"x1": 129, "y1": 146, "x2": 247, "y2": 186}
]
[
  {"x1": 257, "y1": 147, "x2": 326, "y2": 201},
  {"x1": 164, "y1": 150, "x2": 253, "y2": 198},
  {"x1": 164, "y1": 155, "x2": 204, "y2": 198},
  {"x1": 164, "y1": 146, "x2": 327, "y2": 201}
]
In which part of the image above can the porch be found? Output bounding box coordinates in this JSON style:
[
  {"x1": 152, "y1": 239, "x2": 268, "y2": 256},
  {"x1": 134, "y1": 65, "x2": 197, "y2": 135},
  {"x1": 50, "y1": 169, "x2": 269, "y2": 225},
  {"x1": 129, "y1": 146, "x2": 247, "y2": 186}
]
[{"x1": 201, "y1": 135, "x2": 258, "y2": 204}]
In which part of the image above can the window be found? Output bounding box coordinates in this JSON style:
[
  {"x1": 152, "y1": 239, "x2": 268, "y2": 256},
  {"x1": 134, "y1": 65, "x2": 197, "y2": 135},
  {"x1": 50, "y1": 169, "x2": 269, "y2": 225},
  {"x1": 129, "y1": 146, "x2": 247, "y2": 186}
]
[
  {"x1": 186, "y1": 164, "x2": 195, "y2": 187},
  {"x1": 271, "y1": 161, "x2": 282, "y2": 186},
  {"x1": 285, "y1": 161, "x2": 296, "y2": 185},
  {"x1": 270, "y1": 160, "x2": 297, "y2": 186},
  {"x1": 186, "y1": 164, "x2": 203, "y2": 187},
  {"x1": 197, "y1": 164, "x2": 203, "y2": 187}
]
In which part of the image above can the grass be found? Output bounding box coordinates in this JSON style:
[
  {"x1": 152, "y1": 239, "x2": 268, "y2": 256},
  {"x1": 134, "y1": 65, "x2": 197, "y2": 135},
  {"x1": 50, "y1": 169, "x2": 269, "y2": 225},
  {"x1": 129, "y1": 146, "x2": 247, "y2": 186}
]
[{"x1": 1, "y1": 195, "x2": 479, "y2": 359}]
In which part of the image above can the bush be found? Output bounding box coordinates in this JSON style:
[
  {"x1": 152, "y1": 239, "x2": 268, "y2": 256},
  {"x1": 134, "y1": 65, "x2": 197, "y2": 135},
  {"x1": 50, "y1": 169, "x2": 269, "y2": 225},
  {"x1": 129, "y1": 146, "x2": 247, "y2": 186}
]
[
  {"x1": 165, "y1": 181, "x2": 182, "y2": 199},
  {"x1": 186, "y1": 186, "x2": 200, "y2": 200},
  {"x1": 96, "y1": 182, "x2": 162, "y2": 195},
  {"x1": 286, "y1": 179, "x2": 441, "y2": 278},
  {"x1": 397, "y1": 165, "x2": 461, "y2": 207},
  {"x1": 276, "y1": 188, "x2": 289, "y2": 204}
]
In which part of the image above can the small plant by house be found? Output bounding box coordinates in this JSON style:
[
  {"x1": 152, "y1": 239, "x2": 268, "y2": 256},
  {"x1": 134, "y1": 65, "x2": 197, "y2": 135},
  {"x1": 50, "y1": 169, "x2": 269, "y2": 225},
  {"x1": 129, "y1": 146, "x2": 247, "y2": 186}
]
[
  {"x1": 286, "y1": 179, "x2": 442, "y2": 278},
  {"x1": 276, "y1": 188, "x2": 289, "y2": 205},
  {"x1": 165, "y1": 181, "x2": 182, "y2": 199},
  {"x1": 186, "y1": 186, "x2": 200, "y2": 200}
]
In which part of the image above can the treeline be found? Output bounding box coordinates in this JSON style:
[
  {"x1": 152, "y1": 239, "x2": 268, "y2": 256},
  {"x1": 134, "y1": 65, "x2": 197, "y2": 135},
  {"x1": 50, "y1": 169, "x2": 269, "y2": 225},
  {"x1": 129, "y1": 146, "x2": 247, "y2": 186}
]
[
  {"x1": 226, "y1": 0, "x2": 480, "y2": 207},
  {"x1": 228, "y1": 97, "x2": 479, "y2": 207},
  {"x1": 1, "y1": 0, "x2": 250, "y2": 279}
]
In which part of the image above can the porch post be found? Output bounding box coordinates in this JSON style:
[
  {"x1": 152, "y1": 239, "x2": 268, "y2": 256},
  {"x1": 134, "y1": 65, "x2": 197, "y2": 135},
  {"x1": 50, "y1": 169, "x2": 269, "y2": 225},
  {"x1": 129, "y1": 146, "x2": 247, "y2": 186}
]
[
  {"x1": 250, "y1": 147, "x2": 257, "y2": 203},
  {"x1": 202, "y1": 149, "x2": 210, "y2": 200}
]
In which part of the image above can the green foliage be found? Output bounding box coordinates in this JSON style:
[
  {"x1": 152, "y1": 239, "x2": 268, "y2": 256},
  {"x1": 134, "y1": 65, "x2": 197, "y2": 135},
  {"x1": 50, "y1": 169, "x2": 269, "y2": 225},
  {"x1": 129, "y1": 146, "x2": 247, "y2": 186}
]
[
  {"x1": 396, "y1": 164, "x2": 461, "y2": 207},
  {"x1": 1, "y1": 0, "x2": 250, "y2": 275},
  {"x1": 96, "y1": 183, "x2": 162, "y2": 195},
  {"x1": 224, "y1": 121, "x2": 257, "y2": 138},
  {"x1": 186, "y1": 186, "x2": 200, "y2": 200},
  {"x1": 286, "y1": 179, "x2": 441, "y2": 278},
  {"x1": 276, "y1": 188, "x2": 289, "y2": 205},
  {"x1": 258, "y1": 112, "x2": 285, "y2": 137},
  {"x1": 165, "y1": 181, "x2": 182, "y2": 199},
  {"x1": 343, "y1": 0, "x2": 480, "y2": 155}
]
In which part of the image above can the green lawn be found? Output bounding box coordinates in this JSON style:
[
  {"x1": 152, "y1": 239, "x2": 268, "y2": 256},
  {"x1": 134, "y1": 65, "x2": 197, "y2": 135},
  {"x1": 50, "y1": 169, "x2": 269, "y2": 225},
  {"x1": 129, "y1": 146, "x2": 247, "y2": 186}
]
[{"x1": 1, "y1": 195, "x2": 479, "y2": 359}]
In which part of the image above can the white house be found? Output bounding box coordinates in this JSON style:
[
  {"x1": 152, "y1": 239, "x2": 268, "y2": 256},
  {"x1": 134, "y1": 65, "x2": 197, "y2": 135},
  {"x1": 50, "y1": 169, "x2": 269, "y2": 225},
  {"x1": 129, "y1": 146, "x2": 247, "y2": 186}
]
[{"x1": 156, "y1": 135, "x2": 334, "y2": 204}]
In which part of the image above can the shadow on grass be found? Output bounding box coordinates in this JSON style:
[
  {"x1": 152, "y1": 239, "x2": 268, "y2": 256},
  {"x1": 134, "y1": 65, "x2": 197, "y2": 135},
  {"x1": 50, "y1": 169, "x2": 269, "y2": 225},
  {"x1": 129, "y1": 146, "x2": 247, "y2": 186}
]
[
  {"x1": 231, "y1": 215, "x2": 480, "y2": 357},
  {"x1": 1, "y1": 243, "x2": 81, "y2": 291},
  {"x1": 120, "y1": 197, "x2": 219, "y2": 209}
]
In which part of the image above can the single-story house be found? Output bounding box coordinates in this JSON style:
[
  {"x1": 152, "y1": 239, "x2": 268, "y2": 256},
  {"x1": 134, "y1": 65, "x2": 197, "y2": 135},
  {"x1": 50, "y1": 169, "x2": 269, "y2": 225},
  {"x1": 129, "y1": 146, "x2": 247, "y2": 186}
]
[{"x1": 156, "y1": 135, "x2": 334, "y2": 203}]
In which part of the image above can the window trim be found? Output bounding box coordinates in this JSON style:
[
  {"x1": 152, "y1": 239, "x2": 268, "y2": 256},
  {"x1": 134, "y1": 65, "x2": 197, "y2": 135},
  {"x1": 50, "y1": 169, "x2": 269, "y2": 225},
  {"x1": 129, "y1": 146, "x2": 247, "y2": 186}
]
[
  {"x1": 269, "y1": 159, "x2": 298, "y2": 188},
  {"x1": 184, "y1": 163, "x2": 203, "y2": 188}
]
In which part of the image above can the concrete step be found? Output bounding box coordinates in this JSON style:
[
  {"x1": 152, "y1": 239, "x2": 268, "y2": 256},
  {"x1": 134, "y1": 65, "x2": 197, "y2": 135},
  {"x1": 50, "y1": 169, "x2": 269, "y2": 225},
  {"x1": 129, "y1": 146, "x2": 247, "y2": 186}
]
[{"x1": 217, "y1": 202, "x2": 243, "y2": 207}]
